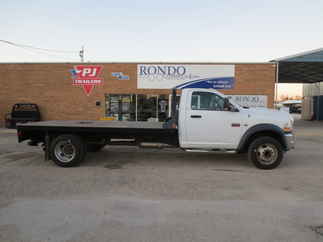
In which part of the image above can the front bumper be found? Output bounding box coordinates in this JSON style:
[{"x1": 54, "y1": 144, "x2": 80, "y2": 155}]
[{"x1": 284, "y1": 133, "x2": 295, "y2": 151}]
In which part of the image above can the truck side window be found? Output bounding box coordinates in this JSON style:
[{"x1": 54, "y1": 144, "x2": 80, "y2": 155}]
[{"x1": 191, "y1": 91, "x2": 225, "y2": 111}]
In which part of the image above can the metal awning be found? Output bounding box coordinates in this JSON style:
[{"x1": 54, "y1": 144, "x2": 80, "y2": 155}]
[{"x1": 272, "y1": 48, "x2": 323, "y2": 83}]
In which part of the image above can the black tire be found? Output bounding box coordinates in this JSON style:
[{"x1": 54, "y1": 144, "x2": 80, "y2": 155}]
[
  {"x1": 87, "y1": 144, "x2": 105, "y2": 152},
  {"x1": 248, "y1": 136, "x2": 284, "y2": 170},
  {"x1": 50, "y1": 134, "x2": 86, "y2": 167}
]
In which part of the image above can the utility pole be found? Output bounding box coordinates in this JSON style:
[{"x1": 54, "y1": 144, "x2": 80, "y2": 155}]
[{"x1": 79, "y1": 46, "x2": 84, "y2": 62}]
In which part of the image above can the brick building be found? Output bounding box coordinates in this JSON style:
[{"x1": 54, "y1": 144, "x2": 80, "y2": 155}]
[{"x1": 0, "y1": 62, "x2": 276, "y2": 126}]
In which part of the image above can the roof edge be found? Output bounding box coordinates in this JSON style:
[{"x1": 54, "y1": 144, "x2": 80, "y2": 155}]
[
  {"x1": 0, "y1": 61, "x2": 273, "y2": 65},
  {"x1": 271, "y1": 47, "x2": 323, "y2": 62}
]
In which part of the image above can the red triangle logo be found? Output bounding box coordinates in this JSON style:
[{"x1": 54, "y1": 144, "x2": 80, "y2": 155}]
[
  {"x1": 82, "y1": 84, "x2": 94, "y2": 96},
  {"x1": 70, "y1": 65, "x2": 103, "y2": 96}
]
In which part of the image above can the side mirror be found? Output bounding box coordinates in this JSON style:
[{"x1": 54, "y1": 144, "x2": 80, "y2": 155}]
[
  {"x1": 224, "y1": 98, "x2": 239, "y2": 112},
  {"x1": 224, "y1": 98, "x2": 230, "y2": 108}
]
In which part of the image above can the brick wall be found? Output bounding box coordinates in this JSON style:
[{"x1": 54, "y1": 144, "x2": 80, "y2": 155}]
[{"x1": 0, "y1": 63, "x2": 276, "y2": 126}]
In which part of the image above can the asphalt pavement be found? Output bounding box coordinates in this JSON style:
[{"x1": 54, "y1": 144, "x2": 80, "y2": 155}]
[{"x1": 1, "y1": 118, "x2": 323, "y2": 242}]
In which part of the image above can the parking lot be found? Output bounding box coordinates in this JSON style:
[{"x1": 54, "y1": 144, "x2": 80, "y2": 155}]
[{"x1": 1, "y1": 118, "x2": 323, "y2": 242}]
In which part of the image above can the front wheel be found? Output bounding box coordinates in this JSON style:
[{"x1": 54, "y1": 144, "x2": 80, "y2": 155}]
[
  {"x1": 248, "y1": 137, "x2": 284, "y2": 170},
  {"x1": 50, "y1": 134, "x2": 86, "y2": 167}
]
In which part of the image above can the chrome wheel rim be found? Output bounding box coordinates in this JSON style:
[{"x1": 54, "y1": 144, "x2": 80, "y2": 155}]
[
  {"x1": 255, "y1": 143, "x2": 278, "y2": 165},
  {"x1": 54, "y1": 140, "x2": 76, "y2": 163}
]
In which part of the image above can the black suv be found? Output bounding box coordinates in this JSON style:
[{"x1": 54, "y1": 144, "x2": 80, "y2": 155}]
[{"x1": 5, "y1": 103, "x2": 41, "y2": 128}]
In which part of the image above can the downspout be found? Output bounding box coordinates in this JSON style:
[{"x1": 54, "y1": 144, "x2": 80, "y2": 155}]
[
  {"x1": 275, "y1": 61, "x2": 279, "y2": 108},
  {"x1": 315, "y1": 82, "x2": 321, "y2": 121}
]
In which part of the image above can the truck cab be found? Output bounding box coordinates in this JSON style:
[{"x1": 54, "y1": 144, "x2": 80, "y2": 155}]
[{"x1": 178, "y1": 88, "x2": 295, "y2": 168}]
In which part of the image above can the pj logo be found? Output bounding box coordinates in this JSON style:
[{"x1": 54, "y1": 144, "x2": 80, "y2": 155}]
[
  {"x1": 111, "y1": 72, "x2": 129, "y2": 80},
  {"x1": 70, "y1": 65, "x2": 103, "y2": 96}
]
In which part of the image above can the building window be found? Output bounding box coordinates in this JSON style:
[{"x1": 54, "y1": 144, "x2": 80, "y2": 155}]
[
  {"x1": 105, "y1": 94, "x2": 171, "y2": 122},
  {"x1": 105, "y1": 94, "x2": 136, "y2": 121}
]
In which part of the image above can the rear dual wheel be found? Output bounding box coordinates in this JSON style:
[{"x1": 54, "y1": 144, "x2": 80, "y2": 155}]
[{"x1": 50, "y1": 135, "x2": 86, "y2": 167}]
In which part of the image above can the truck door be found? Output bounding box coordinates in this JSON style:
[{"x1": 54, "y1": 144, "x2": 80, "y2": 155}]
[{"x1": 182, "y1": 90, "x2": 246, "y2": 149}]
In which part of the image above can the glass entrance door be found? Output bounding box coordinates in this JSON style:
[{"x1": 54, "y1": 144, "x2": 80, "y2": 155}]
[{"x1": 137, "y1": 94, "x2": 158, "y2": 121}]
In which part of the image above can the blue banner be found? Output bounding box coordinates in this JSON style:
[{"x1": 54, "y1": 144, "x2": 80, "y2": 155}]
[{"x1": 175, "y1": 77, "x2": 235, "y2": 89}]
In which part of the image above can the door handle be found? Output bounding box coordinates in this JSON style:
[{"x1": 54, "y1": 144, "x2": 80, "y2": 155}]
[{"x1": 191, "y1": 115, "x2": 202, "y2": 118}]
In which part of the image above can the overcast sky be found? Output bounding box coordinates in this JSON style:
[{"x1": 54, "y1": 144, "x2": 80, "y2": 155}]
[{"x1": 1, "y1": 0, "x2": 322, "y2": 96}]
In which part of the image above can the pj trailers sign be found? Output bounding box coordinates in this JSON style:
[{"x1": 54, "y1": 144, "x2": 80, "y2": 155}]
[
  {"x1": 70, "y1": 65, "x2": 103, "y2": 96},
  {"x1": 137, "y1": 64, "x2": 235, "y2": 89}
]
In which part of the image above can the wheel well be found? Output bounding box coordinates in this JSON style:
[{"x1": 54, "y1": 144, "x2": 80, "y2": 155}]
[{"x1": 240, "y1": 131, "x2": 285, "y2": 153}]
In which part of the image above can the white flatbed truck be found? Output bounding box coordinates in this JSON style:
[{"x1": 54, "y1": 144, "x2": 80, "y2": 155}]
[{"x1": 17, "y1": 88, "x2": 295, "y2": 169}]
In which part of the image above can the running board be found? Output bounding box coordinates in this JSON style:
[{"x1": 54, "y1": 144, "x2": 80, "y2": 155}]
[
  {"x1": 108, "y1": 138, "x2": 136, "y2": 146},
  {"x1": 185, "y1": 149, "x2": 237, "y2": 154},
  {"x1": 139, "y1": 143, "x2": 174, "y2": 149}
]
